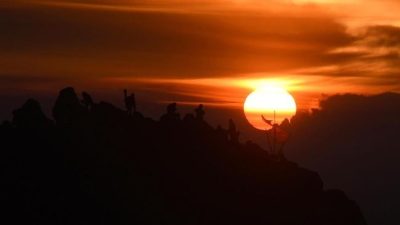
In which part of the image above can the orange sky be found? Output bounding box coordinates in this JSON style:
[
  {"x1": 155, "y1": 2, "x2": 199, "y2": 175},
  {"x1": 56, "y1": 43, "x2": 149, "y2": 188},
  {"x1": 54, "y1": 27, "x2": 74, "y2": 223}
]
[{"x1": 1, "y1": 0, "x2": 399, "y2": 111}]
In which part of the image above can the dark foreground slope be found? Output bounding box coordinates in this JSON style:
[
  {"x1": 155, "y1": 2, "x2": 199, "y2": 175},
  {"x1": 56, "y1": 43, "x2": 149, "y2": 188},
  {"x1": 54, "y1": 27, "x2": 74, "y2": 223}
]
[{"x1": 0, "y1": 88, "x2": 366, "y2": 225}]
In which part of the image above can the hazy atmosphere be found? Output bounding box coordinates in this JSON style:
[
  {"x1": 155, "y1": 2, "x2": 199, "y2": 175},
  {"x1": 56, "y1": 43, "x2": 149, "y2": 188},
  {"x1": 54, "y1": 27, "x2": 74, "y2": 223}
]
[{"x1": 1, "y1": 1, "x2": 399, "y2": 224}]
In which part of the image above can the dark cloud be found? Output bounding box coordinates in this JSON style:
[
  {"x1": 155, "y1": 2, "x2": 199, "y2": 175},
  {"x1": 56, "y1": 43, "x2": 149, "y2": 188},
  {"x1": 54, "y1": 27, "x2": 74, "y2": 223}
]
[
  {"x1": 285, "y1": 93, "x2": 400, "y2": 225},
  {"x1": 296, "y1": 24, "x2": 400, "y2": 91},
  {"x1": 363, "y1": 25, "x2": 400, "y2": 47},
  {"x1": 0, "y1": 1, "x2": 354, "y2": 79},
  {"x1": 3, "y1": 1, "x2": 399, "y2": 94}
]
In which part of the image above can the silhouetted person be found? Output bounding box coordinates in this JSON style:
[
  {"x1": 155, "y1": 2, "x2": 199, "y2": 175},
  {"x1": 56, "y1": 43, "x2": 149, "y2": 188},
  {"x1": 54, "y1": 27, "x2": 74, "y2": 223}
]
[
  {"x1": 194, "y1": 104, "x2": 205, "y2": 121},
  {"x1": 12, "y1": 98, "x2": 53, "y2": 129},
  {"x1": 1, "y1": 87, "x2": 369, "y2": 225},
  {"x1": 124, "y1": 89, "x2": 136, "y2": 115},
  {"x1": 160, "y1": 102, "x2": 180, "y2": 123},
  {"x1": 53, "y1": 87, "x2": 86, "y2": 126},
  {"x1": 81, "y1": 91, "x2": 94, "y2": 110},
  {"x1": 183, "y1": 113, "x2": 195, "y2": 123},
  {"x1": 280, "y1": 118, "x2": 290, "y2": 130},
  {"x1": 167, "y1": 102, "x2": 177, "y2": 114},
  {"x1": 276, "y1": 119, "x2": 291, "y2": 158},
  {"x1": 228, "y1": 119, "x2": 240, "y2": 143}
]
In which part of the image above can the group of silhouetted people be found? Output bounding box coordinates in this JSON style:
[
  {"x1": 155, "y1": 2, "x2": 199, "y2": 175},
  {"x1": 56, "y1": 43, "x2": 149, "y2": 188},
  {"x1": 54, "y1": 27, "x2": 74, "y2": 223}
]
[{"x1": 0, "y1": 86, "x2": 367, "y2": 225}]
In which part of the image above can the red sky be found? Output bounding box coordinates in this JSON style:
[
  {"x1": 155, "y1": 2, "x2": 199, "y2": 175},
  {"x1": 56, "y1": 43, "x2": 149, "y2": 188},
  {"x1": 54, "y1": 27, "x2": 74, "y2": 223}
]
[
  {"x1": 1, "y1": 0, "x2": 400, "y2": 111},
  {"x1": 2, "y1": 3, "x2": 399, "y2": 224}
]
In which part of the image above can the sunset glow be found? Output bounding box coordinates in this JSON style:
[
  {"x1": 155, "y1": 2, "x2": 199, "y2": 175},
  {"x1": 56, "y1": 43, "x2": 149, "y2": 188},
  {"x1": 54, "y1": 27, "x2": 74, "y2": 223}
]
[
  {"x1": 1, "y1": 1, "x2": 399, "y2": 224},
  {"x1": 2, "y1": 0, "x2": 400, "y2": 111}
]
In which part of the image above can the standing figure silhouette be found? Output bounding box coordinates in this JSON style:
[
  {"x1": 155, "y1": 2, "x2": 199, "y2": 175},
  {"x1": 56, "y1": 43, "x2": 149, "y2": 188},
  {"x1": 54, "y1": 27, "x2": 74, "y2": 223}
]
[
  {"x1": 194, "y1": 104, "x2": 205, "y2": 121},
  {"x1": 228, "y1": 119, "x2": 240, "y2": 143},
  {"x1": 81, "y1": 92, "x2": 94, "y2": 110},
  {"x1": 124, "y1": 89, "x2": 136, "y2": 115}
]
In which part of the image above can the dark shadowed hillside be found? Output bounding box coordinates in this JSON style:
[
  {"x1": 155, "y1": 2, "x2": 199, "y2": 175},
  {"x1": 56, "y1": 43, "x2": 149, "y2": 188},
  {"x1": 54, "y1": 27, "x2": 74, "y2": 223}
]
[{"x1": 0, "y1": 87, "x2": 366, "y2": 225}]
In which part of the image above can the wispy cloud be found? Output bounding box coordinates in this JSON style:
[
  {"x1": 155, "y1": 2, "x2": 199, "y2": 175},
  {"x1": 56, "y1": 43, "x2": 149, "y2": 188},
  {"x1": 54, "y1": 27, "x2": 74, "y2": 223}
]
[{"x1": 1, "y1": 0, "x2": 400, "y2": 109}]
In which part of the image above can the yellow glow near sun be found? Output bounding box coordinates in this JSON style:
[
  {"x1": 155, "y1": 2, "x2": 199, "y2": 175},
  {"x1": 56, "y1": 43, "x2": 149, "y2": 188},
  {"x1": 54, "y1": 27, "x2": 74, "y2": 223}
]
[
  {"x1": 235, "y1": 78, "x2": 300, "y2": 92},
  {"x1": 244, "y1": 84, "x2": 297, "y2": 130}
]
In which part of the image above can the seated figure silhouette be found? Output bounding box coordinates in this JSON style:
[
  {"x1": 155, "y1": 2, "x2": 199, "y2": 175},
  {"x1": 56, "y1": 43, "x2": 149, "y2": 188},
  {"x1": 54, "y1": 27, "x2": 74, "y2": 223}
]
[
  {"x1": 160, "y1": 103, "x2": 180, "y2": 123},
  {"x1": 228, "y1": 119, "x2": 240, "y2": 143},
  {"x1": 183, "y1": 113, "x2": 195, "y2": 123},
  {"x1": 123, "y1": 89, "x2": 136, "y2": 116},
  {"x1": 81, "y1": 92, "x2": 94, "y2": 110},
  {"x1": 53, "y1": 87, "x2": 86, "y2": 126},
  {"x1": 194, "y1": 104, "x2": 205, "y2": 121},
  {"x1": 12, "y1": 98, "x2": 53, "y2": 130}
]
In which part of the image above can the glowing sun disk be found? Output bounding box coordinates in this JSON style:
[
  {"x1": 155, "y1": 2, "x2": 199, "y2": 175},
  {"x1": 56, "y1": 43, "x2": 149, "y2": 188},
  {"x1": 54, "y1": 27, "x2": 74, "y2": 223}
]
[{"x1": 244, "y1": 85, "x2": 297, "y2": 130}]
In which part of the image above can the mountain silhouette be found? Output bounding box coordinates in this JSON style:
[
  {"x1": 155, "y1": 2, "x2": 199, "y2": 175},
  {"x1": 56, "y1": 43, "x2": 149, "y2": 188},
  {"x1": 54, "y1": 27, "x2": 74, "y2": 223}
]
[{"x1": 0, "y1": 87, "x2": 366, "y2": 225}]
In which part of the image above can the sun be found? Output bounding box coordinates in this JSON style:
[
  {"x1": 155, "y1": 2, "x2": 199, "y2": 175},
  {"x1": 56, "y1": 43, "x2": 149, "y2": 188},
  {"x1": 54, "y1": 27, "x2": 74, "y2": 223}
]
[{"x1": 244, "y1": 84, "x2": 297, "y2": 130}]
